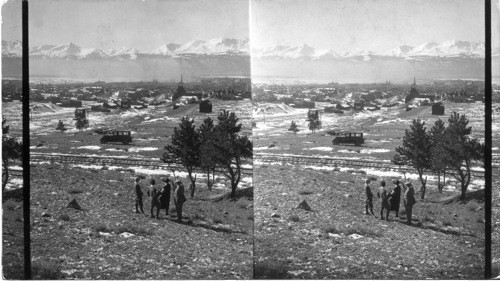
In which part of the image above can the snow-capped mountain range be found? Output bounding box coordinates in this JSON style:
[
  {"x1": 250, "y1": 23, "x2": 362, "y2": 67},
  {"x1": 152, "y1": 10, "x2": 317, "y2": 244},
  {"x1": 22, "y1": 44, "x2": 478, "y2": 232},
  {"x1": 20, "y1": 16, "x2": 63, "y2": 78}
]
[
  {"x1": 2, "y1": 39, "x2": 491, "y2": 60},
  {"x1": 252, "y1": 40, "x2": 486, "y2": 61}
]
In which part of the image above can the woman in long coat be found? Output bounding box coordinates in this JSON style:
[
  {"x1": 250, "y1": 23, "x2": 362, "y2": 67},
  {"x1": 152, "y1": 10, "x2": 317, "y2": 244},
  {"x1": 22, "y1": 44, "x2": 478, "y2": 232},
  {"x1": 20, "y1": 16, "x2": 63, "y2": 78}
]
[
  {"x1": 158, "y1": 177, "x2": 172, "y2": 217},
  {"x1": 404, "y1": 183, "x2": 416, "y2": 225},
  {"x1": 389, "y1": 180, "x2": 402, "y2": 217}
]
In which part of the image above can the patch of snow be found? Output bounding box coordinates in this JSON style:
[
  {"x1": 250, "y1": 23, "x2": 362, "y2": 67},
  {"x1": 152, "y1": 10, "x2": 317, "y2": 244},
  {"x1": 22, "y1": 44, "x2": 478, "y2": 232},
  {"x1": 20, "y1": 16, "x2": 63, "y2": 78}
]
[
  {"x1": 105, "y1": 148, "x2": 124, "y2": 152},
  {"x1": 304, "y1": 147, "x2": 333, "y2": 152},
  {"x1": 128, "y1": 147, "x2": 159, "y2": 152},
  {"x1": 73, "y1": 145, "x2": 101, "y2": 150},
  {"x1": 4, "y1": 178, "x2": 23, "y2": 190}
]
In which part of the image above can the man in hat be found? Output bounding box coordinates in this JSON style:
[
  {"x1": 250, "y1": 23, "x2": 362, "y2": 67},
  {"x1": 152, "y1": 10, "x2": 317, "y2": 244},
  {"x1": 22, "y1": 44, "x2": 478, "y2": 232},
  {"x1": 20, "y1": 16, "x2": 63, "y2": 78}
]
[
  {"x1": 134, "y1": 177, "x2": 144, "y2": 214},
  {"x1": 364, "y1": 179, "x2": 374, "y2": 216},
  {"x1": 157, "y1": 176, "x2": 172, "y2": 217},
  {"x1": 377, "y1": 180, "x2": 391, "y2": 221},
  {"x1": 404, "y1": 182, "x2": 416, "y2": 225},
  {"x1": 147, "y1": 179, "x2": 160, "y2": 219},
  {"x1": 389, "y1": 179, "x2": 402, "y2": 217},
  {"x1": 174, "y1": 179, "x2": 187, "y2": 223}
]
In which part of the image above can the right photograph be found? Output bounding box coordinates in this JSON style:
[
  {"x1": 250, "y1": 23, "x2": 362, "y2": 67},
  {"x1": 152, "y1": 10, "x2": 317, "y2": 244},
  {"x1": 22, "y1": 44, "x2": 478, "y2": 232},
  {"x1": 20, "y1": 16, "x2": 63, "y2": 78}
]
[{"x1": 251, "y1": 0, "x2": 487, "y2": 279}]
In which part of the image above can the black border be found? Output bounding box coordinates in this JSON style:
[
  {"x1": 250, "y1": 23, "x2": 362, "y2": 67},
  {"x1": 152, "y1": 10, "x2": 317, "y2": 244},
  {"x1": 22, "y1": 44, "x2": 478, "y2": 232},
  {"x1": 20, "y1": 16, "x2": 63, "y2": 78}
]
[
  {"x1": 16, "y1": 0, "x2": 494, "y2": 279},
  {"x1": 485, "y1": 0, "x2": 492, "y2": 279},
  {"x1": 22, "y1": 0, "x2": 31, "y2": 279}
]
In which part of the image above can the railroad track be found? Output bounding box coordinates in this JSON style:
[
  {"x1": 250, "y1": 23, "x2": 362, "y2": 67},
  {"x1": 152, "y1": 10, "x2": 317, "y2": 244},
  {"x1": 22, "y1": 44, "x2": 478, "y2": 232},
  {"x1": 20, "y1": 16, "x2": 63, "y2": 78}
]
[
  {"x1": 254, "y1": 152, "x2": 490, "y2": 179},
  {"x1": 30, "y1": 152, "x2": 253, "y2": 176}
]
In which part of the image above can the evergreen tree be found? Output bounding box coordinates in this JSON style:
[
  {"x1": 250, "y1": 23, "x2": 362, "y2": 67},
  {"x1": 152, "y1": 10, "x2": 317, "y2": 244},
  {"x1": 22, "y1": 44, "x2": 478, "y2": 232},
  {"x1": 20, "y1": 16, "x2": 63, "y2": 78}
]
[
  {"x1": 55, "y1": 120, "x2": 67, "y2": 133},
  {"x1": 164, "y1": 117, "x2": 201, "y2": 196},
  {"x1": 429, "y1": 119, "x2": 448, "y2": 193},
  {"x1": 441, "y1": 112, "x2": 484, "y2": 200},
  {"x1": 307, "y1": 110, "x2": 321, "y2": 133},
  {"x1": 198, "y1": 117, "x2": 217, "y2": 191},
  {"x1": 288, "y1": 121, "x2": 299, "y2": 133},
  {"x1": 395, "y1": 118, "x2": 432, "y2": 199},
  {"x1": 2, "y1": 119, "x2": 22, "y2": 191},
  {"x1": 212, "y1": 110, "x2": 252, "y2": 198}
]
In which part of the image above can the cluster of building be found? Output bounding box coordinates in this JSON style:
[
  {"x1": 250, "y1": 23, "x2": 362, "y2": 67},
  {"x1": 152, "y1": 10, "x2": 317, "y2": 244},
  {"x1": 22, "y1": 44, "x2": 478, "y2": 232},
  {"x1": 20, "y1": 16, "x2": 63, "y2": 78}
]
[
  {"x1": 12, "y1": 76, "x2": 251, "y2": 113},
  {"x1": 253, "y1": 77, "x2": 486, "y2": 115}
]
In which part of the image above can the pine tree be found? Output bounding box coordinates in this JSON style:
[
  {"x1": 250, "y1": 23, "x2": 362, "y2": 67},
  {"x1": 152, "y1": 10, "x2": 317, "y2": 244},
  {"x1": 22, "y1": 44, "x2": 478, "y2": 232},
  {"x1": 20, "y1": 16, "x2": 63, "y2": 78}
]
[
  {"x1": 307, "y1": 110, "x2": 321, "y2": 133},
  {"x1": 2, "y1": 119, "x2": 22, "y2": 191},
  {"x1": 212, "y1": 110, "x2": 252, "y2": 198},
  {"x1": 198, "y1": 117, "x2": 217, "y2": 191},
  {"x1": 429, "y1": 119, "x2": 448, "y2": 193},
  {"x1": 55, "y1": 120, "x2": 67, "y2": 133},
  {"x1": 395, "y1": 118, "x2": 432, "y2": 199},
  {"x1": 441, "y1": 112, "x2": 484, "y2": 200},
  {"x1": 288, "y1": 121, "x2": 299, "y2": 133},
  {"x1": 164, "y1": 116, "x2": 201, "y2": 197}
]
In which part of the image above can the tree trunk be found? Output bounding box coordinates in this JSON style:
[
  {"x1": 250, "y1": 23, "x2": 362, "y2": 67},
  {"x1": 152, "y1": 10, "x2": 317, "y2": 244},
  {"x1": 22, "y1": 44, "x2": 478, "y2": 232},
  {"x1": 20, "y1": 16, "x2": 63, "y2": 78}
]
[
  {"x1": 188, "y1": 170, "x2": 196, "y2": 197},
  {"x1": 437, "y1": 171, "x2": 442, "y2": 193},
  {"x1": 206, "y1": 170, "x2": 212, "y2": 191},
  {"x1": 2, "y1": 157, "x2": 9, "y2": 191},
  {"x1": 230, "y1": 182, "x2": 237, "y2": 198},
  {"x1": 419, "y1": 172, "x2": 427, "y2": 199}
]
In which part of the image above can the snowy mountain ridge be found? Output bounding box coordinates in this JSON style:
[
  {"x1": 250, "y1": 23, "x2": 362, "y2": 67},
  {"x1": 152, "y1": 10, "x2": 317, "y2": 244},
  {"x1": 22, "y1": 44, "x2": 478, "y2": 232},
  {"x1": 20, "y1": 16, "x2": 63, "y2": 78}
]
[{"x1": 2, "y1": 39, "x2": 489, "y2": 60}]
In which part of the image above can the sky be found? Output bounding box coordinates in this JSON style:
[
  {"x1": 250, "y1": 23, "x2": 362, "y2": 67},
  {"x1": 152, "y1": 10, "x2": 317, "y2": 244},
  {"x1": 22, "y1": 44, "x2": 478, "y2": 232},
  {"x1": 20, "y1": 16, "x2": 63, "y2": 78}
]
[
  {"x1": 0, "y1": 0, "x2": 498, "y2": 52},
  {"x1": 4, "y1": 0, "x2": 249, "y2": 51},
  {"x1": 1, "y1": 0, "x2": 21, "y2": 41},
  {"x1": 251, "y1": 0, "x2": 488, "y2": 52}
]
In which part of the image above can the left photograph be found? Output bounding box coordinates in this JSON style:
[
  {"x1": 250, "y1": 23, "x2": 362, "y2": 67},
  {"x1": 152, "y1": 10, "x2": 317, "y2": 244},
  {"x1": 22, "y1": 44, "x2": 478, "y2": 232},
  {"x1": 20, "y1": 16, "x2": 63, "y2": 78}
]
[
  {"x1": 2, "y1": 0, "x2": 24, "y2": 279},
  {"x1": 27, "y1": 0, "x2": 253, "y2": 279}
]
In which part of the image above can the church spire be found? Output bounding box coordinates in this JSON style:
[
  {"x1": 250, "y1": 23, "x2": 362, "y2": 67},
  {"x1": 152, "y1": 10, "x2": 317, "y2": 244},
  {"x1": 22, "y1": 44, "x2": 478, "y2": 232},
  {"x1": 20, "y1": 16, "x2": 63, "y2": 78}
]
[
  {"x1": 180, "y1": 74, "x2": 183, "y2": 85},
  {"x1": 412, "y1": 76, "x2": 416, "y2": 86}
]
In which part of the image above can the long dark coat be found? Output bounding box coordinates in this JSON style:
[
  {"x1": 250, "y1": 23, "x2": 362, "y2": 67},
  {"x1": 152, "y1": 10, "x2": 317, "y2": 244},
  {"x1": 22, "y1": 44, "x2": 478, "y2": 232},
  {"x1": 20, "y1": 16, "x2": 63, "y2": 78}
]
[
  {"x1": 390, "y1": 185, "x2": 401, "y2": 211},
  {"x1": 158, "y1": 183, "x2": 171, "y2": 209}
]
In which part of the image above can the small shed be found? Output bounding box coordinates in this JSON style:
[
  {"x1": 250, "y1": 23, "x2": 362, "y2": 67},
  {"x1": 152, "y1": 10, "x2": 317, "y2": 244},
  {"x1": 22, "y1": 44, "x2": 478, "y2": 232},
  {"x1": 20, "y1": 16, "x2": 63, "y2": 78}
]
[
  {"x1": 432, "y1": 102, "x2": 445, "y2": 115},
  {"x1": 199, "y1": 100, "x2": 213, "y2": 113}
]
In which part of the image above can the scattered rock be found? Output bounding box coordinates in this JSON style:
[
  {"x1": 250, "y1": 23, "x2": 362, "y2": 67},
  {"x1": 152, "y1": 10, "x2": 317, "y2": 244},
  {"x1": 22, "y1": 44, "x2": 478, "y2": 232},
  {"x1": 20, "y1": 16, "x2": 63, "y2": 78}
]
[
  {"x1": 328, "y1": 233, "x2": 342, "y2": 239},
  {"x1": 113, "y1": 192, "x2": 121, "y2": 196},
  {"x1": 453, "y1": 213, "x2": 458, "y2": 217},
  {"x1": 119, "y1": 232, "x2": 135, "y2": 238},
  {"x1": 41, "y1": 212, "x2": 51, "y2": 218},
  {"x1": 296, "y1": 199, "x2": 312, "y2": 211},
  {"x1": 477, "y1": 219, "x2": 484, "y2": 223},
  {"x1": 66, "y1": 198, "x2": 82, "y2": 210},
  {"x1": 271, "y1": 213, "x2": 281, "y2": 218},
  {"x1": 344, "y1": 194, "x2": 352, "y2": 199},
  {"x1": 348, "y1": 234, "x2": 364, "y2": 240},
  {"x1": 246, "y1": 204, "x2": 253, "y2": 209},
  {"x1": 223, "y1": 211, "x2": 229, "y2": 215}
]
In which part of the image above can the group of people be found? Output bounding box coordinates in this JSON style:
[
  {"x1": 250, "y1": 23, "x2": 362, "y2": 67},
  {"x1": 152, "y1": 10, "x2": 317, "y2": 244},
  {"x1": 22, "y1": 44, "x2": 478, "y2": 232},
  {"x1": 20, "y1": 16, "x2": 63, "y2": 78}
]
[
  {"x1": 364, "y1": 178, "x2": 417, "y2": 225},
  {"x1": 134, "y1": 176, "x2": 187, "y2": 222}
]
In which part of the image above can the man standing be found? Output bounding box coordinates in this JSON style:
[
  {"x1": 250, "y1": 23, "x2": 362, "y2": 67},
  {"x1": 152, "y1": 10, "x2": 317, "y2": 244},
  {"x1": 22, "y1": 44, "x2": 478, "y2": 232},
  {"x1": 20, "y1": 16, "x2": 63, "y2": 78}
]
[
  {"x1": 147, "y1": 179, "x2": 160, "y2": 219},
  {"x1": 377, "y1": 180, "x2": 390, "y2": 221},
  {"x1": 364, "y1": 179, "x2": 374, "y2": 215},
  {"x1": 134, "y1": 177, "x2": 144, "y2": 214},
  {"x1": 174, "y1": 179, "x2": 187, "y2": 223},
  {"x1": 404, "y1": 182, "x2": 416, "y2": 225}
]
